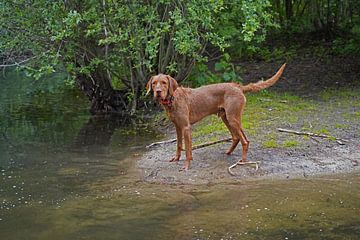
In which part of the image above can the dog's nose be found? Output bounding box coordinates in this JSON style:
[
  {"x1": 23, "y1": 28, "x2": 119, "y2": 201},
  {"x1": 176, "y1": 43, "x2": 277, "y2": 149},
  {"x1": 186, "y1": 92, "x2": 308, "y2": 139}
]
[{"x1": 156, "y1": 90, "x2": 162, "y2": 97}]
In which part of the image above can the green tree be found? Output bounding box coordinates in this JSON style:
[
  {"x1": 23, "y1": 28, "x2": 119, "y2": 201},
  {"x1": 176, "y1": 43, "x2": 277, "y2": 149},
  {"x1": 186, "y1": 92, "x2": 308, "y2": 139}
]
[
  {"x1": 0, "y1": 0, "x2": 274, "y2": 114},
  {"x1": 1, "y1": 0, "x2": 225, "y2": 114},
  {"x1": 269, "y1": 0, "x2": 358, "y2": 35},
  {"x1": 215, "y1": 0, "x2": 275, "y2": 57}
]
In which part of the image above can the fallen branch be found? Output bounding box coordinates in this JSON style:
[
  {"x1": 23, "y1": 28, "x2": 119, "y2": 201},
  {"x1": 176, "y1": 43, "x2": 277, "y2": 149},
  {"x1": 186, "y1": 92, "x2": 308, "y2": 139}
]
[
  {"x1": 260, "y1": 116, "x2": 280, "y2": 123},
  {"x1": 146, "y1": 138, "x2": 176, "y2": 148},
  {"x1": 277, "y1": 128, "x2": 348, "y2": 143},
  {"x1": 310, "y1": 136, "x2": 321, "y2": 143},
  {"x1": 146, "y1": 137, "x2": 232, "y2": 150},
  {"x1": 191, "y1": 137, "x2": 232, "y2": 150}
]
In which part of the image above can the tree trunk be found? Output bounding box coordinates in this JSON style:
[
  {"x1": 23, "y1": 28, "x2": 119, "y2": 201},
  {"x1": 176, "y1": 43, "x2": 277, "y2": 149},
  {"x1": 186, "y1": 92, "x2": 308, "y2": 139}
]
[
  {"x1": 311, "y1": 0, "x2": 324, "y2": 32},
  {"x1": 273, "y1": 0, "x2": 283, "y2": 25},
  {"x1": 285, "y1": 0, "x2": 293, "y2": 20},
  {"x1": 75, "y1": 70, "x2": 127, "y2": 115}
]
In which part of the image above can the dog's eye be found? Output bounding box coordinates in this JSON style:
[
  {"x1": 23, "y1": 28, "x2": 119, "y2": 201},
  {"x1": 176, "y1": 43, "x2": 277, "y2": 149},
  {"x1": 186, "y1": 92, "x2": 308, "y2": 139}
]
[{"x1": 161, "y1": 81, "x2": 167, "y2": 84}]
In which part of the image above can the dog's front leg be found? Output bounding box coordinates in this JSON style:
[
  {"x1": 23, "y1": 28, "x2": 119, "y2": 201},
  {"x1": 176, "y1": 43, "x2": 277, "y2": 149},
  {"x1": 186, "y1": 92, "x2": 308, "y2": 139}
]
[
  {"x1": 183, "y1": 125, "x2": 192, "y2": 170},
  {"x1": 170, "y1": 126, "x2": 182, "y2": 163}
]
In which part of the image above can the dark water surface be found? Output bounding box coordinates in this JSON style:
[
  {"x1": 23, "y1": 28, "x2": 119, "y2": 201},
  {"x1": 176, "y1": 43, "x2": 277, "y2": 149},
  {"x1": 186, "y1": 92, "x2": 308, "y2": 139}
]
[{"x1": 1, "y1": 71, "x2": 359, "y2": 240}]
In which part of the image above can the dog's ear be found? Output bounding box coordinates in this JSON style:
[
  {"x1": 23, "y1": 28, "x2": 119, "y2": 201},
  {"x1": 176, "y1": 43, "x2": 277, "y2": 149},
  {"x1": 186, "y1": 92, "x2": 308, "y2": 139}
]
[
  {"x1": 145, "y1": 76, "x2": 154, "y2": 96},
  {"x1": 166, "y1": 75, "x2": 178, "y2": 96}
]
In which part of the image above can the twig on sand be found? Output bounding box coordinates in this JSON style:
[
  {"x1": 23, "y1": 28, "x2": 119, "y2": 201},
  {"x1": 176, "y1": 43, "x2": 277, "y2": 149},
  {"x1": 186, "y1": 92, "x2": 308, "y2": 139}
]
[
  {"x1": 228, "y1": 161, "x2": 259, "y2": 176},
  {"x1": 191, "y1": 138, "x2": 232, "y2": 150},
  {"x1": 260, "y1": 116, "x2": 280, "y2": 123},
  {"x1": 310, "y1": 136, "x2": 321, "y2": 143},
  {"x1": 277, "y1": 128, "x2": 348, "y2": 144},
  {"x1": 146, "y1": 138, "x2": 176, "y2": 148},
  {"x1": 147, "y1": 137, "x2": 232, "y2": 150}
]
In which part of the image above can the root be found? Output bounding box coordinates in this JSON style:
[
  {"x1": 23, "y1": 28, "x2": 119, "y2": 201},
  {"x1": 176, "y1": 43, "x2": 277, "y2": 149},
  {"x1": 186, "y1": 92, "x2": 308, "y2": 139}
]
[{"x1": 228, "y1": 161, "x2": 259, "y2": 176}]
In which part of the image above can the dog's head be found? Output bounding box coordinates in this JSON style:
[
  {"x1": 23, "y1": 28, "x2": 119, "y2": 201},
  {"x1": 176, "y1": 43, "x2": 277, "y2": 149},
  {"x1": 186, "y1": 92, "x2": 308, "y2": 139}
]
[{"x1": 146, "y1": 74, "x2": 178, "y2": 101}]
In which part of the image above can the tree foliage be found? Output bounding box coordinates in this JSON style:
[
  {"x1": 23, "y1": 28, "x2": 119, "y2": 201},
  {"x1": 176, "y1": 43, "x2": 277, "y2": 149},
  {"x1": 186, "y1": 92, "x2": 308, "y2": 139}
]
[
  {"x1": 270, "y1": 0, "x2": 359, "y2": 35},
  {"x1": 1, "y1": 0, "x2": 358, "y2": 114},
  {"x1": 1, "y1": 0, "x2": 222, "y2": 113},
  {"x1": 1, "y1": 0, "x2": 275, "y2": 114},
  {"x1": 268, "y1": 0, "x2": 360, "y2": 57},
  {"x1": 215, "y1": 0, "x2": 275, "y2": 55}
]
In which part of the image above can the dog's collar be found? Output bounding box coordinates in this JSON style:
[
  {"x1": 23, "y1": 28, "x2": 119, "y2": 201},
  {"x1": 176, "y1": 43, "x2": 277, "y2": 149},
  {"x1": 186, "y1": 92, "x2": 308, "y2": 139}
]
[
  {"x1": 160, "y1": 95, "x2": 174, "y2": 106},
  {"x1": 160, "y1": 90, "x2": 177, "y2": 106}
]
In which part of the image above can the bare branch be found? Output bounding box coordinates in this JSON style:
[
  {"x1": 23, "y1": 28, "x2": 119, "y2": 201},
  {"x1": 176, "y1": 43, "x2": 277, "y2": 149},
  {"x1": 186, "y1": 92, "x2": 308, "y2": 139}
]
[
  {"x1": 0, "y1": 56, "x2": 36, "y2": 68},
  {"x1": 277, "y1": 128, "x2": 348, "y2": 143}
]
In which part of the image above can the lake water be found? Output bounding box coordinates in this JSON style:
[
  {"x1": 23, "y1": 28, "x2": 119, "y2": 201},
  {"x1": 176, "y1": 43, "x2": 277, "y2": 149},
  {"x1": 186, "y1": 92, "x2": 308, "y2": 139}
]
[{"x1": 0, "y1": 71, "x2": 359, "y2": 240}]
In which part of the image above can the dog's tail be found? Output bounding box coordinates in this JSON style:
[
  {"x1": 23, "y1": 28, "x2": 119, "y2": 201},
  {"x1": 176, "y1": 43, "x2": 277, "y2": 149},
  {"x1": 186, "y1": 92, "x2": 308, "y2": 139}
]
[{"x1": 241, "y1": 63, "x2": 286, "y2": 93}]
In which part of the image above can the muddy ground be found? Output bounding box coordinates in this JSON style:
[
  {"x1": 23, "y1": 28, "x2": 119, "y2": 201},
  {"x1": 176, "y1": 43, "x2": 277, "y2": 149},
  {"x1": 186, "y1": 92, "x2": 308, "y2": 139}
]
[{"x1": 138, "y1": 55, "x2": 360, "y2": 184}]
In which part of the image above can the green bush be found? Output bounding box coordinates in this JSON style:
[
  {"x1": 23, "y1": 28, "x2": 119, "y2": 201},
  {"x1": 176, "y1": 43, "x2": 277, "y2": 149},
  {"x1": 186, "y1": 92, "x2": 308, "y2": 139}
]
[
  {"x1": 333, "y1": 24, "x2": 360, "y2": 56},
  {"x1": 186, "y1": 53, "x2": 242, "y2": 87}
]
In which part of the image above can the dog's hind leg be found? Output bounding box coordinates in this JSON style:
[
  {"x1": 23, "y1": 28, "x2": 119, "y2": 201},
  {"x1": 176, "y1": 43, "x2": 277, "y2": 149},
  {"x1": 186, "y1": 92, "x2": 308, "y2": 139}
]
[
  {"x1": 238, "y1": 127, "x2": 249, "y2": 162},
  {"x1": 219, "y1": 110, "x2": 239, "y2": 155},
  {"x1": 227, "y1": 125, "x2": 259, "y2": 175},
  {"x1": 224, "y1": 115, "x2": 243, "y2": 155}
]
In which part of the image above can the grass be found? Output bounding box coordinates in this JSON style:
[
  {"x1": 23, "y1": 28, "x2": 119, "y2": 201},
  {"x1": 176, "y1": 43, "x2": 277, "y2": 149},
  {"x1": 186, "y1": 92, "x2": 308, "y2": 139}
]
[
  {"x1": 343, "y1": 111, "x2": 360, "y2": 120},
  {"x1": 354, "y1": 111, "x2": 360, "y2": 118},
  {"x1": 191, "y1": 90, "x2": 317, "y2": 145},
  {"x1": 263, "y1": 139, "x2": 300, "y2": 148},
  {"x1": 192, "y1": 116, "x2": 227, "y2": 139},
  {"x1": 335, "y1": 123, "x2": 349, "y2": 130},
  {"x1": 263, "y1": 136, "x2": 300, "y2": 148},
  {"x1": 263, "y1": 139, "x2": 279, "y2": 148},
  {"x1": 245, "y1": 91, "x2": 316, "y2": 117},
  {"x1": 315, "y1": 127, "x2": 331, "y2": 135},
  {"x1": 283, "y1": 140, "x2": 300, "y2": 148},
  {"x1": 320, "y1": 88, "x2": 359, "y2": 101}
]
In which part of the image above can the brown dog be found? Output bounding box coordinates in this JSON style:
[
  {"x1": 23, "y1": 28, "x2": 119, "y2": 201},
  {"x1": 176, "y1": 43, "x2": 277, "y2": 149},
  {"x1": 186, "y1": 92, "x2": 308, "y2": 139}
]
[{"x1": 146, "y1": 64, "x2": 286, "y2": 170}]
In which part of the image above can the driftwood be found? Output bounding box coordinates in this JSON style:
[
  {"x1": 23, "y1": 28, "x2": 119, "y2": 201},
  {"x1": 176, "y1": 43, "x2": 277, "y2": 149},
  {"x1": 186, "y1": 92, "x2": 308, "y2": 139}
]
[
  {"x1": 277, "y1": 128, "x2": 348, "y2": 144},
  {"x1": 146, "y1": 137, "x2": 232, "y2": 150},
  {"x1": 146, "y1": 138, "x2": 176, "y2": 148},
  {"x1": 191, "y1": 137, "x2": 232, "y2": 150}
]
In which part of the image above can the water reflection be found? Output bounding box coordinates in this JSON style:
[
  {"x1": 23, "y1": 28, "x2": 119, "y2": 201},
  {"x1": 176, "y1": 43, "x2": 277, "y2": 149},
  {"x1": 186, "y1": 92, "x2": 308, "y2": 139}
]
[
  {"x1": 0, "y1": 70, "x2": 157, "y2": 229},
  {"x1": 72, "y1": 114, "x2": 146, "y2": 152}
]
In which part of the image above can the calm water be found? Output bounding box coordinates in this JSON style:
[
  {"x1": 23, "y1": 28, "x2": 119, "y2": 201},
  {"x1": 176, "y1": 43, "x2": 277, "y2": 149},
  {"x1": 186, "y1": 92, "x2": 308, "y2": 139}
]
[{"x1": 0, "y1": 71, "x2": 359, "y2": 240}]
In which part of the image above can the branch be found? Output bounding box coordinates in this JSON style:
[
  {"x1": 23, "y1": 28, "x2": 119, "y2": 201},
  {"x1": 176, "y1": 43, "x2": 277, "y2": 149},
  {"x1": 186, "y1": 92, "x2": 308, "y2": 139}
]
[
  {"x1": 146, "y1": 138, "x2": 177, "y2": 148},
  {"x1": 146, "y1": 137, "x2": 232, "y2": 150},
  {"x1": 0, "y1": 56, "x2": 36, "y2": 68},
  {"x1": 277, "y1": 128, "x2": 348, "y2": 143},
  {"x1": 191, "y1": 138, "x2": 232, "y2": 150},
  {"x1": 160, "y1": 30, "x2": 175, "y2": 72}
]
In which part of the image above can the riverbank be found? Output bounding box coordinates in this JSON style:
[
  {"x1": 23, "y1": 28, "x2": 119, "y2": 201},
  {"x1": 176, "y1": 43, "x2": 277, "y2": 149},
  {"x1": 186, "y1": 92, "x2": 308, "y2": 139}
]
[{"x1": 138, "y1": 57, "x2": 360, "y2": 184}]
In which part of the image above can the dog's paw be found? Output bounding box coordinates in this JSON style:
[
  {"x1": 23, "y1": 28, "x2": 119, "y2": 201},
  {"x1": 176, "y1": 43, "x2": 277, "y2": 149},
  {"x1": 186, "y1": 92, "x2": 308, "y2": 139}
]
[
  {"x1": 225, "y1": 150, "x2": 233, "y2": 155},
  {"x1": 169, "y1": 156, "x2": 180, "y2": 162},
  {"x1": 182, "y1": 160, "x2": 190, "y2": 171}
]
